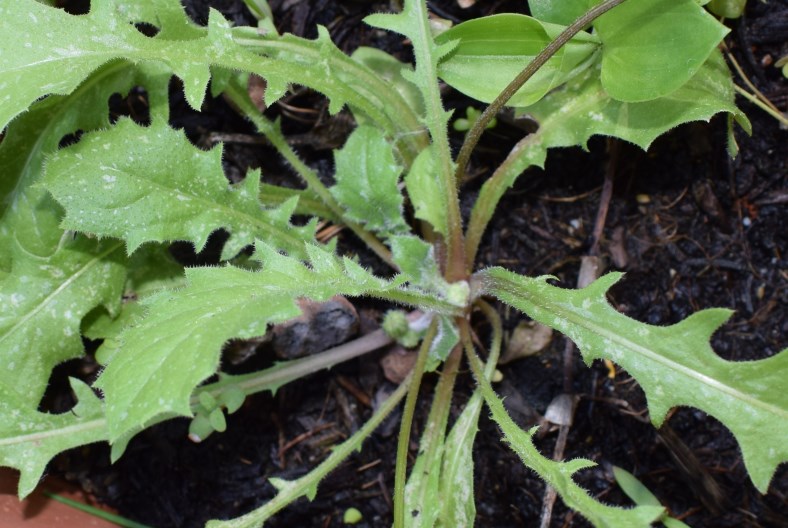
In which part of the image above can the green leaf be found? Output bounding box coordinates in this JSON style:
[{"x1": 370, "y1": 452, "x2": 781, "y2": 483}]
[
  {"x1": 0, "y1": 62, "x2": 172, "y2": 408},
  {"x1": 350, "y1": 47, "x2": 424, "y2": 118},
  {"x1": 427, "y1": 315, "x2": 460, "y2": 371},
  {"x1": 206, "y1": 377, "x2": 410, "y2": 528},
  {"x1": 707, "y1": 0, "x2": 747, "y2": 19},
  {"x1": 528, "y1": 0, "x2": 598, "y2": 25},
  {"x1": 612, "y1": 467, "x2": 662, "y2": 508},
  {"x1": 404, "y1": 147, "x2": 448, "y2": 237},
  {"x1": 596, "y1": 0, "x2": 729, "y2": 102},
  {"x1": 519, "y1": 49, "x2": 748, "y2": 151},
  {"x1": 365, "y1": 0, "x2": 458, "y2": 238},
  {"x1": 329, "y1": 126, "x2": 409, "y2": 238},
  {"x1": 43, "y1": 118, "x2": 317, "y2": 260},
  {"x1": 0, "y1": 378, "x2": 107, "y2": 498},
  {"x1": 0, "y1": 237, "x2": 126, "y2": 406},
  {"x1": 0, "y1": 0, "x2": 238, "y2": 130},
  {"x1": 466, "y1": 347, "x2": 664, "y2": 527},
  {"x1": 0, "y1": 61, "x2": 169, "y2": 274},
  {"x1": 390, "y1": 235, "x2": 446, "y2": 293},
  {"x1": 479, "y1": 268, "x2": 788, "y2": 492},
  {"x1": 435, "y1": 14, "x2": 599, "y2": 107},
  {"x1": 96, "y1": 241, "x2": 399, "y2": 442},
  {"x1": 613, "y1": 467, "x2": 691, "y2": 528}
]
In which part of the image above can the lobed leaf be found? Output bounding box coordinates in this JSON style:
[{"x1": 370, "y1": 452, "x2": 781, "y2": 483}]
[
  {"x1": 479, "y1": 268, "x2": 788, "y2": 492},
  {"x1": 366, "y1": 0, "x2": 458, "y2": 241},
  {"x1": 0, "y1": 0, "x2": 236, "y2": 130},
  {"x1": 466, "y1": 345, "x2": 664, "y2": 527},
  {"x1": 96, "y1": 241, "x2": 400, "y2": 442},
  {"x1": 330, "y1": 126, "x2": 409, "y2": 238},
  {"x1": 435, "y1": 14, "x2": 599, "y2": 107},
  {"x1": 0, "y1": 237, "x2": 126, "y2": 407},
  {"x1": 0, "y1": 378, "x2": 107, "y2": 498},
  {"x1": 0, "y1": 61, "x2": 171, "y2": 407},
  {"x1": 43, "y1": 118, "x2": 317, "y2": 260}
]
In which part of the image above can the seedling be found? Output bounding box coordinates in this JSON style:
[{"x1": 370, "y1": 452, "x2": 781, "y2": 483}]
[{"x1": 0, "y1": 0, "x2": 784, "y2": 527}]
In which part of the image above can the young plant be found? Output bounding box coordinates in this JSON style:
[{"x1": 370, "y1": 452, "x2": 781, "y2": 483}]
[{"x1": 0, "y1": 0, "x2": 784, "y2": 526}]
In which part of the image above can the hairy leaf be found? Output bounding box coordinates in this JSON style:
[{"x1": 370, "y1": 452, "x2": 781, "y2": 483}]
[
  {"x1": 390, "y1": 235, "x2": 447, "y2": 293},
  {"x1": 0, "y1": 60, "x2": 176, "y2": 406},
  {"x1": 366, "y1": 0, "x2": 458, "y2": 239},
  {"x1": 43, "y1": 118, "x2": 317, "y2": 260},
  {"x1": 596, "y1": 0, "x2": 729, "y2": 102},
  {"x1": 330, "y1": 126, "x2": 409, "y2": 238},
  {"x1": 435, "y1": 14, "x2": 599, "y2": 107},
  {"x1": 96, "y1": 242, "x2": 400, "y2": 441},
  {"x1": 0, "y1": 0, "x2": 236, "y2": 130},
  {"x1": 0, "y1": 237, "x2": 126, "y2": 406},
  {"x1": 0, "y1": 378, "x2": 107, "y2": 498},
  {"x1": 404, "y1": 147, "x2": 448, "y2": 237},
  {"x1": 466, "y1": 346, "x2": 664, "y2": 527},
  {"x1": 350, "y1": 47, "x2": 424, "y2": 119},
  {"x1": 479, "y1": 268, "x2": 788, "y2": 492}
]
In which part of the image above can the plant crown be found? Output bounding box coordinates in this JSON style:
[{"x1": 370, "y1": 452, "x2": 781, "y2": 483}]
[{"x1": 0, "y1": 0, "x2": 783, "y2": 527}]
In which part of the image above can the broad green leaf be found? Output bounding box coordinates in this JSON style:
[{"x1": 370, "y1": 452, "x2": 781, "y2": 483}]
[
  {"x1": 96, "y1": 241, "x2": 400, "y2": 442},
  {"x1": 466, "y1": 347, "x2": 664, "y2": 527},
  {"x1": 518, "y1": 49, "x2": 748, "y2": 152},
  {"x1": 43, "y1": 118, "x2": 317, "y2": 260},
  {"x1": 0, "y1": 378, "x2": 107, "y2": 498},
  {"x1": 0, "y1": 61, "x2": 170, "y2": 273},
  {"x1": 596, "y1": 0, "x2": 729, "y2": 102},
  {"x1": 404, "y1": 147, "x2": 448, "y2": 237},
  {"x1": 330, "y1": 126, "x2": 409, "y2": 238},
  {"x1": 435, "y1": 14, "x2": 599, "y2": 107},
  {"x1": 479, "y1": 268, "x2": 788, "y2": 492},
  {"x1": 528, "y1": 0, "x2": 598, "y2": 25},
  {"x1": 0, "y1": 237, "x2": 126, "y2": 406}
]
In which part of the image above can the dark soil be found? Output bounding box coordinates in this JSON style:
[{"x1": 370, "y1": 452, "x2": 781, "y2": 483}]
[{"x1": 49, "y1": 1, "x2": 786, "y2": 527}]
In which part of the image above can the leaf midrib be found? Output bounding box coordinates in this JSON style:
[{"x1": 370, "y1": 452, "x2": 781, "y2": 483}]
[
  {"x1": 63, "y1": 165, "x2": 306, "y2": 251},
  {"x1": 496, "y1": 277, "x2": 787, "y2": 421}
]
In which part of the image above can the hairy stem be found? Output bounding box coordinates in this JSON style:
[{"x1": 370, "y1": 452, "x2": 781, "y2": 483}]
[
  {"x1": 475, "y1": 299, "x2": 503, "y2": 372},
  {"x1": 393, "y1": 319, "x2": 438, "y2": 528},
  {"x1": 207, "y1": 371, "x2": 413, "y2": 528},
  {"x1": 454, "y1": 0, "x2": 629, "y2": 185},
  {"x1": 224, "y1": 80, "x2": 396, "y2": 268},
  {"x1": 407, "y1": 340, "x2": 463, "y2": 518}
]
